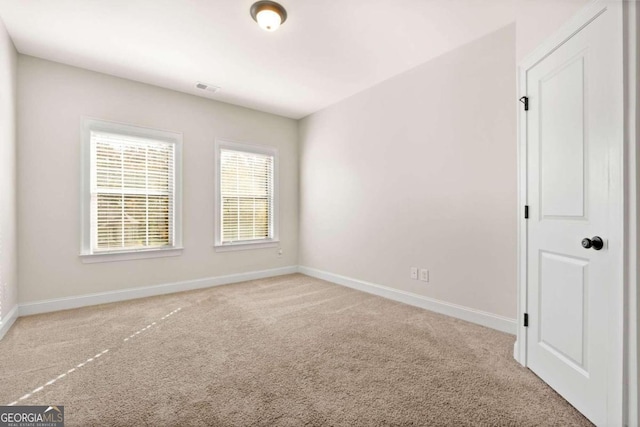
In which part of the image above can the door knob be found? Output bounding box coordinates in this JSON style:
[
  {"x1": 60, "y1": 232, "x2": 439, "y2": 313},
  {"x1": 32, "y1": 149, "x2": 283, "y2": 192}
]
[{"x1": 581, "y1": 236, "x2": 604, "y2": 250}]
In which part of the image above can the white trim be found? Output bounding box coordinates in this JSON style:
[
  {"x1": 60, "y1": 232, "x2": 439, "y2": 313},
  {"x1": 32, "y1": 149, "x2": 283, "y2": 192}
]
[
  {"x1": 214, "y1": 241, "x2": 279, "y2": 252},
  {"x1": 515, "y1": 54, "x2": 528, "y2": 367},
  {"x1": 0, "y1": 304, "x2": 18, "y2": 341},
  {"x1": 80, "y1": 247, "x2": 184, "y2": 263},
  {"x1": 214, "y1": 138, "x2": 280, "y2": 249},
  {"x1": 517, "y1": 1, "x2": 629, "y2": 424},
  {"x1": 18, "y1": 266, "x2": 298, "y2": 316},
  {"x1": 623, "y1": 0, "x2": 639, "y2": 424},
  {"x1": 80, "y1": 117, "x2": 184, "y2": 259},
  {"x1": 299, "y1": 266, "x2": 517, "y2": 335},
  {"x1": 519, "y1": 1, "x2": 609, "y2": 71}
]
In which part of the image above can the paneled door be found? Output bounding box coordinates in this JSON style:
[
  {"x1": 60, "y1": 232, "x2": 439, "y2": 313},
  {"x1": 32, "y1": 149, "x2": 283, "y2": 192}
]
[{"x1": 523, "y1": 3, "x2": 622, "y2": 425}]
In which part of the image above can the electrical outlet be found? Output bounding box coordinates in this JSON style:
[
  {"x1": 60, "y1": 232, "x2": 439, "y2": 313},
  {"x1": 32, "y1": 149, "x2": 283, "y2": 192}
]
[
  {"x1": 410, "y1": 267, "x2": 418, "y2": 280},
  {"x1": 277, "y1": 248, "x2": 283, "y2": 258},
  {"x1": 419, "y1": 269, "x2": 429, "y2": 282}
]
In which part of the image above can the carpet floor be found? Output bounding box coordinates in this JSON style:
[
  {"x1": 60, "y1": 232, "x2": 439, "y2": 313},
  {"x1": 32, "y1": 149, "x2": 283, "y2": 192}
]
[{"x1": 0, "y1": 274, "x2": 591, "y2": 426}]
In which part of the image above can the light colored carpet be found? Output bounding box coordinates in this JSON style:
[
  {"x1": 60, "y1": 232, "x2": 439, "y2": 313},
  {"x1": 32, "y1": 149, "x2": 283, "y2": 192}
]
[{"x1": 0, "y1": 274, "x2": 591, "y2": 426}]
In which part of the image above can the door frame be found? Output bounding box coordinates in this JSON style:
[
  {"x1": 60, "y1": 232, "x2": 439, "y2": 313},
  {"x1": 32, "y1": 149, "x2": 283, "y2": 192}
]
[{"x1": 514, "y1": 0, "x2": 638, "y2": 425}]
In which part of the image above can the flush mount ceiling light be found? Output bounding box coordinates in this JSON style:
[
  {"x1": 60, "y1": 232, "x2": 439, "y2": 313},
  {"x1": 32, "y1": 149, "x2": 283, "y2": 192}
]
[{"x1": 250, "y1": 1, "x2": 287, "y2": 32}]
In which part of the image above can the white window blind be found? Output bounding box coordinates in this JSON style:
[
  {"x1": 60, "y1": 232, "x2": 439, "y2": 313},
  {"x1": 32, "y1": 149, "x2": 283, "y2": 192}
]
[
  {"x1": 90, "y1": 131, "x2": 175, "y2": 252},
  {"x1": 220, "y1": 149, "x2": 274, "y2": 243}
]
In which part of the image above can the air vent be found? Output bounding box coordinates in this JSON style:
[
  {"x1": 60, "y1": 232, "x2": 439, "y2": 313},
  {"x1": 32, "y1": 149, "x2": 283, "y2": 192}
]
[{"x1": 195, "y1": 82, "x2": 220, "y2": 94}]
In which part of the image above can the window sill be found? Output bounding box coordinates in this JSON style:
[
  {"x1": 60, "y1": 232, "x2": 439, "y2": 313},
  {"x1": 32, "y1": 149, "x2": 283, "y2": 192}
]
[
  {"x1": 80, "y1": 247, "x2": 183, "y2": 264},
  {"x1": 214, "y1": 240, "x2": 279, "y2": 252}
]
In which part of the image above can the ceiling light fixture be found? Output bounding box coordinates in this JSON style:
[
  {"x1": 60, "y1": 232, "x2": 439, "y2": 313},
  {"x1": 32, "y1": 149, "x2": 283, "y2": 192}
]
[{"x1": 250, "y1": 1, "x2": 287, "y2": 32}]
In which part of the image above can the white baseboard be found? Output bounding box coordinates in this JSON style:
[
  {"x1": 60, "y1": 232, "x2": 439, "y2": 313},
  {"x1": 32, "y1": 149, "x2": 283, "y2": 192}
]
[
  {"x1": 0, "y1": 305, "x2": 19, "y2": 340},
  {"x1": 19, "y1": 266, "x2": 298, "y2": 317},
  {"x1": 13, "y1": 265, "x2": 516, "y2": 336},
  {"x1": 299, "y1": 266, "x2": 517, "y2": 335}
]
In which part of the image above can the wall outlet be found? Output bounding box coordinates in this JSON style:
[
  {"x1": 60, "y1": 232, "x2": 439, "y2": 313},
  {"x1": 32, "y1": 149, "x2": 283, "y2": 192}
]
[
  {"x1": 410, "y1": 267, "x2": 418, "y2": 280},
  {"x1": 277, "y1": 248, "x2": 283, "y2": 258},
  {"x1": 419, "y1": 269, "x2": 429, "y2": 282}
]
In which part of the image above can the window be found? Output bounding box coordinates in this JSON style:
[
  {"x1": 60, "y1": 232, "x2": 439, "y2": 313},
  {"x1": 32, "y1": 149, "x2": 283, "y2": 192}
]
[
  {"x1": 215, "y1": 139, "x2": 278, "y2": 251},
  {"x1": 81, "y1": 119, "x2": 182, "y2": 262}
]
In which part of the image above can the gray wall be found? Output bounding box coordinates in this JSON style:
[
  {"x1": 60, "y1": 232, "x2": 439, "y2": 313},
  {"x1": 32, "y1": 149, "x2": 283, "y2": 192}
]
[
  {"x1": 0, "y1": 17, "x2": 17, "y2": 324},
  {"x1": 17, "y1": 55, "x2": 298, "y2": 304},
  {"x1": 299, "y1": 25, "x2": 518, "y2": 319}
]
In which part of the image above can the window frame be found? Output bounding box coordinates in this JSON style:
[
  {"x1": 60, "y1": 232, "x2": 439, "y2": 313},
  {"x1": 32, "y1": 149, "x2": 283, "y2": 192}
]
[
  {"x1": 80, "y1": 118, "x2": 183, "y2": 263},
  {"x1": 214, "y1": 138, "x2": 279, "y2": 252}
]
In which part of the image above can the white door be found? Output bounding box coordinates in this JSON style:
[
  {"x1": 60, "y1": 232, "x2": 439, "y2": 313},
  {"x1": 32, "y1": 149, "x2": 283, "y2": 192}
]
[{"x1": 524, "y1": 3, "x2": 622, "y2": 426}]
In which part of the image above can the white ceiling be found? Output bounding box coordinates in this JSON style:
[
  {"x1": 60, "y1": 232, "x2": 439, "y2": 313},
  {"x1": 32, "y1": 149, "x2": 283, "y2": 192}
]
[{"x1": 0, "y1": 0, "x2": 515, "y2": 119}]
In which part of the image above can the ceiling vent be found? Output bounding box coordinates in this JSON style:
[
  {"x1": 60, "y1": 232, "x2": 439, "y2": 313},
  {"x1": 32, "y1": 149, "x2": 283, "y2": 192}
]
[{"x1": 196, "y1": 82, "x2": 220, "y2": 94}]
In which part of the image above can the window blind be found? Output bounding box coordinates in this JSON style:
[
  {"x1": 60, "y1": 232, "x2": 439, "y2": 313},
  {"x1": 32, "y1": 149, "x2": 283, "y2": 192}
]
[
  {"x1": 91, "y1": 131, "x2": 175, "y2": 252},
  {"x1": 220, "y1": 149, "x2": 273, "y2": 243}
]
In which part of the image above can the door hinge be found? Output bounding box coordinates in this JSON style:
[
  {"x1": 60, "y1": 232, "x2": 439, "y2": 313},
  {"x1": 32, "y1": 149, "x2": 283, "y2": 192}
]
[
  {"x1": 519, "y1": 96, "x2": 529, "y2": 111},
  {"x1": 524, "y1": 313, "x2": 529, "y2": 327},
  {"x1": 524, "y1": 205, "x2": 529, "y2": 219}
]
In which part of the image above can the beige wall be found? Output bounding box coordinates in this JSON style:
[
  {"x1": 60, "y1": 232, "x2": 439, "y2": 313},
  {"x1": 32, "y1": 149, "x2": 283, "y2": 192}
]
[
  {"x1": 299, "y1": 25, "x2": 517, "y2": 319},
  {"x1": 0, "y1": 18, "x2": 17, "y2": 322},
  {"x1": 17, "y1": 55, "x2": 298, "y2": 304},
  {"x1": 12, "y1": 1, "x2": 593, "y2": 314},
  {"x1": 515, "y1": 0, "x2": 590, "y2": 62}
]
